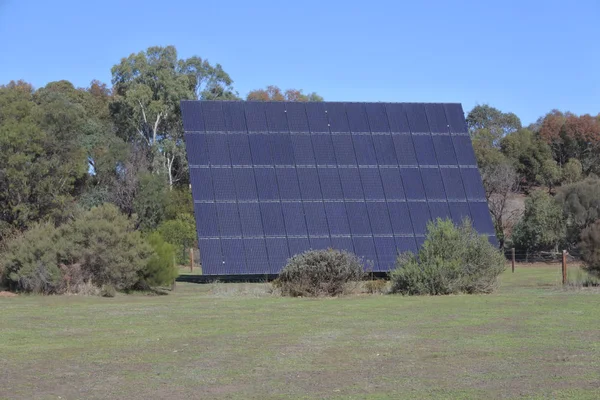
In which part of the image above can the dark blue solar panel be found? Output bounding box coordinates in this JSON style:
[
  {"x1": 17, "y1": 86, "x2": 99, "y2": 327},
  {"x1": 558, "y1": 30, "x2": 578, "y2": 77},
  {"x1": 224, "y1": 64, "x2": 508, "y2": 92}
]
[
  {"x1": 380, "y1": 167, "x2": 405, "y2": 199},
  {"x1": 238, "y1": 203, "x2": 263, "y2": 236},
  {"x1": 440, "y1": 168, "x2": 466, "y2": 200},
  {"x1": 395, "y1": 236, "x2": 417, "y2": 255},
  {"x1": 330, "y1": 236, "x2": 354, "y2": 253},
  {"x1": 270, "y1": 134, "x2": 295, "y2": 165},
  {"x1": 331, "y1": 134, "x2": 357, "y2": 165},
  {"x1": 181, "y1": 101, "x2": 205, "y2": 131},
  {"x1": 374, "y1": 236, "x2": 397, "y2": 271},
  {"x1": 428, "y1": 201, "x2": 451, "y2": 221},
  {"x1": 469, "y1": 202, "x2": 495, "y2": 234},
  {"x1": 387, "y1": 202, "x2": 413, "y2": 235},
  {"x1": 228, "y1": 134, "x2": 252, "y2": 165},
  {"x1": 194, "y1": 203, "x2": 220, "y2": 237},
  {"x1": 346, "y1": 103, "x2": 370, "y2": 133},
  {"x1": 404, "y1": 103, "x2": 430, "y2": 133},
  {"x1": 461, "y1": 168, "x2": 487, "y2": 200},
  {"x1": 372, "y1": 134, "x2": 398, "y2": 165},
  {"x1": 310, "y1": 236, "x2": 331, "y2": 250},
  {"x1": 221, "y1": 238, "x2": 245, "y2": 274},
  {"x1": 185, "y1": 134, "x2": 209, "y2": 165},
  {"x1": 312, "y1": 134, "x2": 337, "y2": 165},
  {"x1": 206, "y1": 134, "x2": 231, "y2": 165},
  {"x1": 223, "y1": 102, "x2": 247, "y2": 132},
  {"x1": 400, "y1": 168, "x2": 426, "y2": 200},
  {"x1": 421, "y1": 168, "x2": 446, "y2": 200},
  {"x1": 254, "y1": 168, "x2": 279, "y2": 200},
  {"x1": 217, "y1": 203, "x2": 242, "y2": 236},
  {"x1": 245, "y1": 102, "x2": 268, "y2": 132},
  {"x1": 213, "y1": 168, "x2": 236, "y2": 200},
  {"x1": 304, "y1": 202, "x2": 329, "y2": 236},
  {"x1": 432, "y1": 135, "x2": 458, "y2": 165},
  {"x1": 266, "y1": 238, "x2": 290, "y2": 273},
  {"x1": 408, "y1": 202, "x2": 431, "y2": 235},
  {"x1": 183, "y1": 101, "x2": 494, "y2": 275},
  {"x1": 393, "y1": 134, "x2": 418, "y2": 165},
  {"x1": 202, "y1": 102, "x2": 226, "y2": 132},
  {"x1": 424, "y1": 104, "x2": 449, "y2": 134},
  {"x1": 276, "y1": 168, "x2": 301, "y2": 200},
  {"x1": 297, "y1": 168, "x2": 322, "y2": 200},
  {"x1": 365, "y1": 103, "x2": 390, "y2": 133},
  {"x1": 243, "y1": 238, "x2": 269, "y2": 274},
  {"x1": 386, "y1": 103, "x2": 410, "y2": 133},
  {"x1": 190, "y1": 168, "x2": 214, "y2": 201},
  {"x1": 198, "y1": 239, "x2": 221, "y2": 275},
  {"x1": 286, "y1": 103, "x2": 310, "y2": 133},
  {"x1": 291, "y1": 135, "x2": 316, "y2": 165},
  {"x1": 233, "y1": 168, "x2": 257, "y2": 200},
  {"x1": 453, "y1": 136, "x2": 477, "y2": 165},
  {"x1": 339, "y1": 168, "x2": 364, "y2": 200},
  {"x1": 366, "y1": 202, "x2": 392, "y2": 235},
  {"x1": 444, "y1": 103, "x2": 468, "y2": 134},
  {"x1": 415, "y1": 236, "x2": 426, "y2": 248},
  {"x1": 448, "y1": 202, "x2": 472, "y2": 226},
  {"x1": 249, "y1": 134, "x2": 273, "y2": 165},
  {"x1": 345, "y1": 201, "x2": 371, "y2": 235},
  {"x1": 360, "y1": 168, "x2": 385, "y2": 200},
  {"x1": 412, "y1": 135, "x2": 438, "y2": 165},
  {"x1": 281, "y1": 202, "x2": 307, "y2": 236},
  {"x1": 327, "y1": 103, "x2": 349, "y2": 133},
  {"x1": 352, "y1": 236, "x2": 377, "y2": 267},
  {"x1": 288, "y1": 237, "x2": 310, "y2": 256},
  {"x1": 305, "y1": 102, "x2": 329, "y2": 133},
  {"x1": 352, "y1": 135, "x2": 378, "y2": 166},
  {"x1": 324, "y1": 201, "x2": 351, "y2": 235},
  {"x1": 265, "y1": 102, "x2": 288, "y2": 132},
  {"x1": 319, "y1": 168, "x2": 344, "y2": 200},
  {"x1": 260, "y1": 202, "x2": 286, "y2": 236}
]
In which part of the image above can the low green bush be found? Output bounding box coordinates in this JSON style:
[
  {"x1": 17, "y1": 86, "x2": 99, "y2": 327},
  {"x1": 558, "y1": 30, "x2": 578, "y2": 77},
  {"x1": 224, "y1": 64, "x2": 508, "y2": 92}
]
[
  {"x1": 389, "y1": 219, "x2": 505, "y2": 295},
  {"x1": 141, "y1": 232, "x2": 178, "y2": 287},
  {"x1": 578, "y1": 220, "x2": 600, "y2": 277},
  {"x1": 275, "y1": 249, "x2": 364, "y2": 297},
  {"x1": 364, "y1": 279, "x2": 387, "y2": 294},
  {"x1": 157, "y1": 214, "x2": 196, "y2": 265}
]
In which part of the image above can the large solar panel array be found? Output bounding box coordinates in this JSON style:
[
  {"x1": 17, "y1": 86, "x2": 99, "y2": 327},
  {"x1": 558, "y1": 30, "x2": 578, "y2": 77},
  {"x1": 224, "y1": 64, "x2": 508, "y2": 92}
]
[{"x1": 182, "y1": 101, "x2": 496, "y2": 275}]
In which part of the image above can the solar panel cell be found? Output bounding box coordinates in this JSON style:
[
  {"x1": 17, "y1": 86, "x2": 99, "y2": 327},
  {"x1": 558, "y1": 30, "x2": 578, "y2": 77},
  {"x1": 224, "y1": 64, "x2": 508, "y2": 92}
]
[
  {"x1": 365, "y1": 103, "x2": 390, "y2": 133},
  {"x1": 217, "y1": 203, "x2": 242, "y2": 236},
  {"x1": 412, "y1": 135, "x2": 438, "y2": 165},
  {"x1": 387, "y1": 202, "x2": 413, "y2": 235},
  {"x1": 281, "y1": 202, "x2": 308, "y2": 236},
  {"x1": 249, "y1": 134, "x2": 273, "y2": 165},
  {"x1": 238, "y1": 203, "x2": 263, "y2": 237},
  {"x1": 324, "y1": 201, "x2": 351, "y2": 235},
  {"x1": 432, "y1": 135, "x2": 458, "y2": 165},
  {"x1": 318, "y1": 168, "x2": 344, "y2": 200},
  {"x1": 448, "y1": 201, "x2": 472, "y2": 225},
  {"x1": 243, "y1": 238, "x2": 269, "y2": 274},
  {"x1": 265, "y1": 102, "x2": 288, "y2": 132},
  {"x1": 254, "y1": 167, "x2": 279, "y2": 200},
  {"x1": 440, "y1": 168, "x2": 466, "y2": 200},
  {"x1": 374, "y1": 236, "x2": 397, "y2": 270},
  {"x1": 408, "y1": 202, "x2": 431, "y2": 235},
  {"x1": 194, "y1": 203, "x2": 220, "y2": 237},
  {"x1": 202, "y1": 102, "x2": 226, "y2": 132},
  {"x1": 352, "y1": 135, "x2": 378, "y2": 166},
  {"x1": 395, "y1": 236, "x2": 418, "y2": 254},
  {"x1": 305, "y1": 102, "x2": 329, "y2": 133},
  {"x1": 223, "y1": 102, "x2": 247, "y2": 132},
  {"x1": 366, "y1": 202, "x2": 393, "y2": 235},
  {"x1": 228, "y1": 134, "x2": 252, "y2": 165},
  {"x1": 304, "y1": 201, "x2": 329, "y2": 236},
  {"x1": 393, "y1": 134, "x2": 418, "y2": 165},
  {"x1": 185, "y1": 134, "x2": 209, "y2": 165},
  {"x1": 424, "y1": 103, "x2": 449, "y2": 134},
  {"x1": 400, "y1": 168, "x2": 426, "y2": 200},
  {"x1": 469, "y1": 202, "x2": 495, "y2": 234},
  {"x1": 190, "y1": 168, "x2": 214, "y2": 201},
  {"x1": 213, "y1": 168, "x2": 236, "y2": 200},
  {"x1": 245, "y1": 102, "x2": 268, "y2": 132},
  {"x1": 181, "y1": 101, "x2": 205, "y2": 131},
  {"x1": 385, "y1": 103, "x2": 410, "y2": 133},
  {"x1": 291, "y1": 135, "x2": 316, "y2": 166},
  {"x1": 345, "y1": 201, "x2": 371, "y2": 235},
  {"x1": 330, "y1": 236, "x2": 354, "y2": 253},
  {"x1": 270, "y1": 134, "x2": 295, "y2": 165},
  {"x1": 276, "y1": 168, "x2": 301, "y2": 200},
  {"x1": 331, "y1": 134, "x2": 357, "y2": 165},
  {"x1": 260, "y1": 202, "x2": 286, "y2": 236},
  {"x1": 326, "y1": 103, "x2": 349, "y2": 133},
  {"x1": 453, "y1": 136, "x2": 478, "y2": 165},
  {"x1": 461, "y1": 168, "x2": 487, "y2": 200},
  {"x1": 206, "y1": 134, "x2": 231, "y2": 165},
  {"x1": 312, "y1": 134, "x2": 337, "y2": 165},
  {"x1": 352, "y1": 236, "x2": 377, "y2": 266},
  {"x1": 288, "y1": 237, "x2": 310, "y2": 256},
  {"x1": 372, "y1": 134, "x2": 398, "y2": 165},
  {"x1": 360, "y1": 168, "x2": 385, "y2": 200},
  {"x1": 380, "y1": 167, "x2": 405, "y2": 199},
  {"x1": 339, "y1": 167, "x2": 364, "y2": 200},
  {"x1": 265, "y1": 238, "x2": 290, "y2": 273},
  {"x1": 310, "y1": 236, "x2": 331, "y2": 250},
  {"x1": 221, "y1": 238, "x2": 246, "y2": 274},
  {"x1": 428, "y1": 201, "x2": 451, "y2": 221},
  {"x1": 404, "y1": 103, "x2": 430, "y2": 133},
  {"x1": 198, "y1": 239, "x2": 222, "y2": 274},
  {"x1": 297, "y1": 167, "x2": 322, "y2": 200},
  {"x1": 346, "y1": 103, "x2": 370, "y2": 133},
  {"x1": 421, "y1": 168, "x2": 446, "y2": 200},
  {"x1": 286, "y1": 102, "x2": 310, "y2": 132},
  {"x1": 443, "y1": 103, "x2": 468, "y2": 134},
  {"x1": 233, "y1": 168, "x2": 258, "y2": 200}
]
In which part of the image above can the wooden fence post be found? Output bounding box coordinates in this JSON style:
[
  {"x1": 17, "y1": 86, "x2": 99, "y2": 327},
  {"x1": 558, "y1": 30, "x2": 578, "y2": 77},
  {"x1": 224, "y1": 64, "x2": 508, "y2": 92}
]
[
  {"x1": 190, "y1": 248, "x2": 194, "y2": 273},
  {"x1": 562, "y1": 250, "x2": 567, "y2": 285},
  {"x1": 511, "y1": 248, "x2": 515, "y2": 273}
]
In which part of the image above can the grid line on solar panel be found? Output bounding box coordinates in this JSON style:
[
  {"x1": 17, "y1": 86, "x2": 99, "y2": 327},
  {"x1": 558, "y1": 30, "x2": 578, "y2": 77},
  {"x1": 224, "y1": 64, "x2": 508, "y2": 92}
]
[
  {"x1": 202, "y1": 102, "x2": 226, "y2": 132},
  {"x1": 285, "y1": 102, "x2": 310, "y2": 132}
]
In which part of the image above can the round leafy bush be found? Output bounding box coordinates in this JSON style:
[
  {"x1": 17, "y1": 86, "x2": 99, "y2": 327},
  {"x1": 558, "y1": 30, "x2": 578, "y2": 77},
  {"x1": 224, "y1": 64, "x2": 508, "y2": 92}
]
[
  {"x1": 275, "y1": 249, "x2": 364, "y2": 297},
  {"x1": 390, "y1": 219, "x2": 505, "y2": 295}
]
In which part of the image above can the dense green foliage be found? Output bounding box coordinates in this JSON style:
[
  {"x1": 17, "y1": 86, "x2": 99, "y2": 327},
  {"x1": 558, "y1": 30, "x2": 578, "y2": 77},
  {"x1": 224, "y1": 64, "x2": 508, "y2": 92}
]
[
  {"x1": 579, "y1": 220, "x2": 600, "y2": 277},
  {"x1": 389, "y1": 219, "x2": 505, "y2": 295},
  {"x1": 275, "y1": 249, "x2": 364, "y2": 297},
  {"x1": 142, "y1": 232, "x2": 178, "y2": 287},
  {"x1": 556, "y1": 176, "x2": 600, "y2": 248},
  {"x1": 157, "y1": 215, "x2": 196, "y2": 264}
]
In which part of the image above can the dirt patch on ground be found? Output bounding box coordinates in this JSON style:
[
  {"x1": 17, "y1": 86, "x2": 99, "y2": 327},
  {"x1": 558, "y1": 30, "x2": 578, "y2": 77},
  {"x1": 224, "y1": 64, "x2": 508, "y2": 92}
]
[{"x1": 0, "y1": 291, "x2": 18, "y2": 297}]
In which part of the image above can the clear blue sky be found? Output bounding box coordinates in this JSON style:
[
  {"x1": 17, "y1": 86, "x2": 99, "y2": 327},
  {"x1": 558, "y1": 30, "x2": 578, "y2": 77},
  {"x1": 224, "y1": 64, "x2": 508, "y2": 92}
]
[{"x1": 1, "y1": 0, "x2": 598, "y2": 124}]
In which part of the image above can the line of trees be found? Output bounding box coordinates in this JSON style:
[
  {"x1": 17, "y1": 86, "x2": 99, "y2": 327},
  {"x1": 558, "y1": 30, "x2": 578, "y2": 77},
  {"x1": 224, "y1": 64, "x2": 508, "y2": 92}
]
[{"x1": 2, "y1": 44, "x2": 600, "y2": 292}]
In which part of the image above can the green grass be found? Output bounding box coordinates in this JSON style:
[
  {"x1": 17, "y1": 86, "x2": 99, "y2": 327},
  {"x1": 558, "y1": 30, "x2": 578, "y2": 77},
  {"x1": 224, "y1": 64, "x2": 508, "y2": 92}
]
[{"x1": 1, "y1": 265, "x2": 599, "y2": 399}]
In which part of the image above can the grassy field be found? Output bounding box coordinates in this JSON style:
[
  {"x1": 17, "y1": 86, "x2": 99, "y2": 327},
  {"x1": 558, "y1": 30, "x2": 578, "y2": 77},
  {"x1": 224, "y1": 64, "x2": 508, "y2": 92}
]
[{"x1": 1, "y1": 265, "x2": 599, "y2": 399}]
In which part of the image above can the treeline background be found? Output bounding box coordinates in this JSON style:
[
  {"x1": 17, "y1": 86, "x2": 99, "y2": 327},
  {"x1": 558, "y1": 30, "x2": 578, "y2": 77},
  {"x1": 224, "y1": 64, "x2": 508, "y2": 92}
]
[{"x1": 2, "y1": 45, "x2": 600, "y2": 284}]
